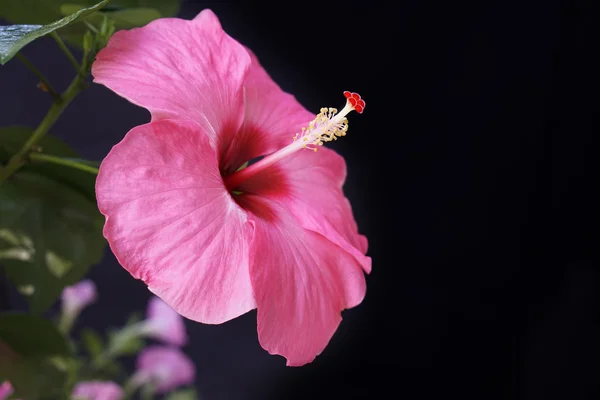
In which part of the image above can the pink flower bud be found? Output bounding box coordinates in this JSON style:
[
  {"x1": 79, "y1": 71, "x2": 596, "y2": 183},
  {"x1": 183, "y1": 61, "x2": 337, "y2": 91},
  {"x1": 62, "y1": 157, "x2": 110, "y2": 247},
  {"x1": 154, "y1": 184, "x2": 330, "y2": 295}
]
[
  {"x1": 61, "y1": 280, "x2": 97, "y2": 316},
  {"x1": 140, "y1": 297, "x2": 187, "y2": 346},
  {"x1": 0, "y1": 381, "x2": 14, "y2": 400},
  {"x1": 135, "y1": 346, "x2": 195, "y2": 394},
  {"x1": 72, "y1": 381, "x2": 123, "y2": 400}
]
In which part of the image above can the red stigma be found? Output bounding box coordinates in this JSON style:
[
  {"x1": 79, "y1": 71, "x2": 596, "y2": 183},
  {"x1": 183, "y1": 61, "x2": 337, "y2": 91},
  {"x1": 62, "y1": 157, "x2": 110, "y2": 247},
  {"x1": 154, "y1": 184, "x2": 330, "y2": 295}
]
[{"x1": 343, "y1": 91, "x2": 366, "y2": 114}]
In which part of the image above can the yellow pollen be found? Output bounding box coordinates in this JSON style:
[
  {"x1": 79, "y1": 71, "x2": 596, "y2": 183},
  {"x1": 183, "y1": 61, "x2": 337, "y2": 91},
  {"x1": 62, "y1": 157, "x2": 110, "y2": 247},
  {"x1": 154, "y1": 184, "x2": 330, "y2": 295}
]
[{"x1": 293, "y1": 104, "x2": 351, "y2": 152}]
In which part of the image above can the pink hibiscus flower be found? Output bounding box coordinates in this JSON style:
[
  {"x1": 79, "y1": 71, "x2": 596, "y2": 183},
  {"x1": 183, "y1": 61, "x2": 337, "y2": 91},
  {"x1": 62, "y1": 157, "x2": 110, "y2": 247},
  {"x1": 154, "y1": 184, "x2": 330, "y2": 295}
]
[
  {"x1": 60, "y1": 279, "x2": 97, "y2": 332},
  {"x1": 0, "y1": 381, "x2": 13, "y2": 400},
  {"x1": 93, "y1": 9, "x2": 371, "y2": 366},
  {"x1": 71, "y1": 381, "x2": 123, "y2": 400},
  {"x1": 61, "y1": 279, "x2": 97, "y2": 317},
  {"x1": 132, "y1": 346, "x2": 195, "y2": 394},
  {"x1": 138, "y1": 296, "x2": 188, "y2": 346}
]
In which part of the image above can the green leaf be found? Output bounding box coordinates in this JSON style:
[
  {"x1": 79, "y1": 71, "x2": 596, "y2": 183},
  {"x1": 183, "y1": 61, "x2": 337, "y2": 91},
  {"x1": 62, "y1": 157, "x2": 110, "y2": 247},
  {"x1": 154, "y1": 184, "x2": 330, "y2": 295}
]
[
  {"x1": 0, "y1": 1, "x2": 64, "y2": 25},
  {"x1": 0, "y1": 127, "x2": 74, "y2": 159},
  {"x1": 0, "y1": 313, "x2": 70, "y2": 357},
  {"x1": 165, "y1": 388, "x2": 199, "y2": 400},
  {"x1": 37, "y1": 357, "x2": 73, "y2": 400},
  {"x1": 0, "y1": 171, "x2": 105, "y2": 313},
  {"x1": 0, "y1": 339, "x2": 38, "y2": 399},
  {"x1": 81, "y1": 328, "x2": 104, "y2": 359},
  {"x1": 0, "y1": 0, "x2": 111, "y2": 65},
  {"x1": 61, "y1": 4, "x2": 161, "y2": 28},
  {"x1": 0, "y1": 0, "x2": 180, "y2": 49},
  {"x1": 125, "y1": 311, "x2": 142, "y2": 326},
  {"x1": 76, "y1": 0, "x2": 180, "y2": 18},
  {"x1": 100, "y1": 358, "x2": 123, "y2": 377},
  {"x1": 0, "y1": 126, "x2": 97, "y2": 202},
  {"x1": 101, "y1": 7, "x2": 161, "y2": 27},
  {"x1": 0, "y1": 314, "x2": 71, "y2": 399},
  {"x1": 82, "y1": 29, "x2": 93, "y2": 52},
  {"x1": 59, "y1": 5, "x2": 163, "y2": 48},
  {"x1": 107, "y1": 328, "x2": 145, "y2": 355}
]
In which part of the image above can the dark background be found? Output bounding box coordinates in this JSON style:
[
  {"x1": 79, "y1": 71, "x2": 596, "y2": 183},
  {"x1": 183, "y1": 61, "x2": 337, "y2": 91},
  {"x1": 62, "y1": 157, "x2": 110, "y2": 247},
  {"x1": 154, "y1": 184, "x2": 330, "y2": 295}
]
[{"x1": 1, "y1": 0, "x2": 598, "y2": 399}]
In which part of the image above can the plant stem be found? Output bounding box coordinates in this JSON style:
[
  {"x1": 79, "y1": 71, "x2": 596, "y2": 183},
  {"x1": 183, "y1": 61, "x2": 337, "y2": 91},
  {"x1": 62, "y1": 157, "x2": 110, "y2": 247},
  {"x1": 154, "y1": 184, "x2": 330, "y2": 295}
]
[
  {"x1": 16, "y1": 53, "x2": 60, "y2": 99},
  {"x1": 83, "y1": 20, "x2": 99, "y2": 34},
  {"x1": 121, "y1": 374, "x2": 143, "y2": 400},
  {"x1": 57, "y1": 310, "x2": 76, "y2": 335},
  {"x1": 140, "y1": 384, "x2": 155, "y2": 400},
  {"x1": 92, "y1": 324, "x2": 142, "y2": 370},
  {"x1": 29, "y1": 153, "x2": 99, "y2": 174},
  {"x1": 0, "y1": 73, "x2": 86, "y2": 184},
  {"x1": 51, "y1": 32, "x2": 82, "y2": 75}
]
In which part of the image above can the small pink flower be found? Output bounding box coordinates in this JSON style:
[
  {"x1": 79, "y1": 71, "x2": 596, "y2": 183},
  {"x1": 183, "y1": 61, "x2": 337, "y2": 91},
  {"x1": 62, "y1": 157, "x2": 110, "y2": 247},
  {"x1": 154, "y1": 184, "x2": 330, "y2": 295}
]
[
  {"x1": 71, "y1": 381, "x2": 123, "y2": 400},
  {"x1": 93, "y1": 9, "x2": 370, "y2": 366},
  {"x1": 61, "y1": 280, "x2": 97, "y2": 316},
  {"x1": 0, "y1": 381, "x2": 13, "y2": 400},
  {"x1": 134, "y1": 346, "x2": 195, "y2": 394},
  {"x1": 139, "y1": 296, "x2": 187, "y2": 346}
]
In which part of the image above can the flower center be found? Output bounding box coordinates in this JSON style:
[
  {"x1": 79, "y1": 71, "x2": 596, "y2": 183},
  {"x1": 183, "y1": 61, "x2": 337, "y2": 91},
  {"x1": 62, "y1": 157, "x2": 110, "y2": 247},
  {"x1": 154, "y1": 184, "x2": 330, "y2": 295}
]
[{"x1": 224, "y1": 91, "x2": 365, "y2": 191}]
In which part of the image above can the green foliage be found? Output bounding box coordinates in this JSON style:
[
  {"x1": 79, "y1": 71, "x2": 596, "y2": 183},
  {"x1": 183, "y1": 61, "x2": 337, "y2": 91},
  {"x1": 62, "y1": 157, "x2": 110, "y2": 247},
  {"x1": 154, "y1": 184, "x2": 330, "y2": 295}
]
[
  {"x1": 95, "y1": 0, "x2": 181, "y2": 17},
  {"x1": 0, "y1": 0, "x2": 181, "y2": 50},
  {"x1": 0, "y1": 313, "x2": 70, "y2": 358},
  {"x1": 165, "y1": 388, "x2": 200, "y2": 400},
  {"x1": 125, "y1": 311, "x2": 143, "y2": 325},
  {"x1": 0, "y1": 127, "x2": 97, "y2": 201},
  {"x1": 106, "y1": 326, "x2": 146, "y2": 356},
  {"x1": 0, "y1": 1, "x2": 180, "y2": 23},
  {"x1": 0, "y1": 127, "x2": 105, "y2": 314},
  {"x1": 0, "y1": 0, "x2": 111, "y2": 65},
  {"x1": 0, "y1": 171, "x2": 105, "y2": 313},
  {"x1": 80, "y1": 328, "x2": 104, "y2": 359},
  {"x1": 0, "y1": 313, "x2": 71, "y2": 399},
  {"x1": 61, "y1": 3, "x2": 161, "y2": 27}
]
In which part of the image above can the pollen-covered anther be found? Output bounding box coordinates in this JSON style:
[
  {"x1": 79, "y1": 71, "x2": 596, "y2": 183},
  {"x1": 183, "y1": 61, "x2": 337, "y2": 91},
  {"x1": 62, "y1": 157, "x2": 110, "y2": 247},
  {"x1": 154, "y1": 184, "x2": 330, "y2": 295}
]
[{"x1": 294, "y1": 97, "x2": 356, "y2": 152}]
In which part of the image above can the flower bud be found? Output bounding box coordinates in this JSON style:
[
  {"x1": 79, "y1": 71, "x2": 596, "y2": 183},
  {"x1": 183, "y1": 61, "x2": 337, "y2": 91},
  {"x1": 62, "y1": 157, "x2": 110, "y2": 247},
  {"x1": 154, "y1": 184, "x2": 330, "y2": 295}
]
[
  {"x1": 138, "y1": 296, "x2": 187, "y2": 346},
  {"x1": 72, "y1": 381, "x2": 123, "y2": 400},
  {"x1": 133, "y1": 346, "x2": 195, "y2": 394}
]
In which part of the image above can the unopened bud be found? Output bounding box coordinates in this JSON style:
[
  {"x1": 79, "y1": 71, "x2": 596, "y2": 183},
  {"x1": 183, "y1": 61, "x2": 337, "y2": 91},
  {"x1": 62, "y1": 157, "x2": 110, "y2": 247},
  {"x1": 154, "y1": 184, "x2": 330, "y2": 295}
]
[{"x1": 36, "y1": 82, "x2": 49, "y2": 92}]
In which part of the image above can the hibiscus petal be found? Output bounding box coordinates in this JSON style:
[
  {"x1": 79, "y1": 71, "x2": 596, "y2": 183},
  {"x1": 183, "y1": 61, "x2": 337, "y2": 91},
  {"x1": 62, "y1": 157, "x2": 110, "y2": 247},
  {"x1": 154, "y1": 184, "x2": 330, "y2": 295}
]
[
  {"x1": 244, "y1": 198, "x2": 366, "y2": 366},
  {"x1": 240, "y1": 147, "x2": 371, "y2": 273},
  {"x1": 220, "y1": 49, "x2": 315, "y2": 175},
  {"x1": 96, "y1": 120, "x2": 255, "y2": 323},
  {"x1": 92, "y1": 9, "x2": 250, "y2": 156}
]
